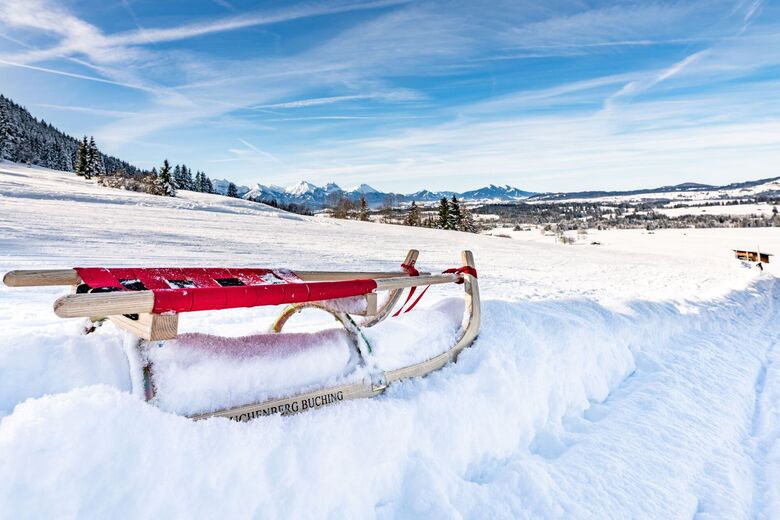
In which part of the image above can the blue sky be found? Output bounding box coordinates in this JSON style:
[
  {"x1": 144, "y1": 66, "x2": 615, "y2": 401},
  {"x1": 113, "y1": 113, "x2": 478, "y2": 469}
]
[{"x1": 0, "y1": 0, "x2": 778, "y2": 192}]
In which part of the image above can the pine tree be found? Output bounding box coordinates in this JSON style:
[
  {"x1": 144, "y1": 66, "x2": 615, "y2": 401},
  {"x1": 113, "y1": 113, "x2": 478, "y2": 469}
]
[
  {"x1": 358, "y1": 195, "x2": 369, "y2": 221},
  {"x1": 193, "y1": 171, "x2": 203, "y2": 192},
  {"x1": 75, "y1": 136, "x2": 89, "y2": 178},
  {"x1": 204, "y1": 175, "x2": 213, "y2": 194},
  {"x1": 405, "y1": 201, "x2": 421, "y2": 226},
  {"x1": 227, "y1": 182, "x2": 239, "y2": 198},
  {"x1": 87, "y1": 136, "x2": 104, "y2": 176},
  {"x1": 145, "y1": 167, "x2": 160, "y2": 195},
  {"x1": 0, "y1": 102, "x2": 10, "y2": 160},
  {"x1": 158, "y1": 159, "x2": 176, "y2": 197},
  {"x1": 173, "y1": 164, "x2": 182, "y2": 188},
  {"x1": 459, "y1": 205, "x2": 477, "y2": 233},
  {"x1": 437, "y1": 197, "x2": 450, "y2": 229},
  {"x1": 183, "y1": 166, "x2": 193, "y2": 190},
  {"x1": 448, "y1": 196, "x2": 462, "y2": 231}
]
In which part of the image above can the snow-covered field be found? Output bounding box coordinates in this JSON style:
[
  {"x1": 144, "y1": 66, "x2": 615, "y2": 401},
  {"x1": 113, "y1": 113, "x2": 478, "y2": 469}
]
[
  {"x1": 1, "y1": 162, "x2": 779, "y2": 518},
  {"x1": 657, "y1": 203, "x2": 777, "y2": 218},
  {"x1": 532, "y1": 176, "x2": 780, "y2": 205}
]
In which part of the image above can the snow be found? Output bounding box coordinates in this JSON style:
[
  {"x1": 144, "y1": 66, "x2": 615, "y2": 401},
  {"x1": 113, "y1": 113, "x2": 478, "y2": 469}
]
[
  {"x1": 532, "y1": 177, "x2": 780, "y2": 205},
  {"x1": 1, "y1": 162, "x2": 780, "y2": 518},
  {"x1": 657, "y1": 203, "x2": 776, "y2": 217},
  {"x1": 285, "y1": 180, "x2": 319, "y2": 196},
  {"x1": 348, "y1": 183, "x2": 380, "y2": 194}
]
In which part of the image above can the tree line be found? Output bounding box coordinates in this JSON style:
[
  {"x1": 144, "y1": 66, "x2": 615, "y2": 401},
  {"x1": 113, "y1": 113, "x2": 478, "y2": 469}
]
[
  {"x1": 328, "y1": 194, "x2": 479, "y2": 233},
  {"x1": 99, "y1": 159, "x2": 218, "y2": 198},
  {"x1": 0, "y1": 95, "x2": 137, "y2": 175}
]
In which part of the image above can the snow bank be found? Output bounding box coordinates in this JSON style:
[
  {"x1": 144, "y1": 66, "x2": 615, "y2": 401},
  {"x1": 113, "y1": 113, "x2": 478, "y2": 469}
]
[{"x1": 1, "y1": 280, "x2": 777, "y2": 517}]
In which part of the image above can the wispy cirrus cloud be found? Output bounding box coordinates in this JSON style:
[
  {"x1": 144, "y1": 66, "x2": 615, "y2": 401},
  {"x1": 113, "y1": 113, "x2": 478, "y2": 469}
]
[{"x1": 235, "y1": 139, "x2": 281, "y2": 163}]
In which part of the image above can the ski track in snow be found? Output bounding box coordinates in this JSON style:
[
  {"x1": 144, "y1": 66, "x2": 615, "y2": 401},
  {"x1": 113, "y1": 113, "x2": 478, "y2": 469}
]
[{"x1": 1, "y1": 162, "x2": 779, "y2": 519}]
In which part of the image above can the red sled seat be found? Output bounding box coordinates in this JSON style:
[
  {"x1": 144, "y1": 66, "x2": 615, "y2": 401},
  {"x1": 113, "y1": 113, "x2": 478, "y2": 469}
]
[{"x1": 74, "y1": 267, "x2": 378, "y2": 313}]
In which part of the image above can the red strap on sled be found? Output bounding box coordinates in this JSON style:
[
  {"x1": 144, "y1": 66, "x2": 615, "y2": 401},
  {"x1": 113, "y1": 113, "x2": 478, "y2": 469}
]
[
  {"x1": 394, "y1": 265, "x2": 478, "y2": 315},
  {"x1": 442, "y1": 265, "x2": 478, "y2": 283},
  {"x1": 393, "y1": 262, "x2": 420, "y2": 317}
]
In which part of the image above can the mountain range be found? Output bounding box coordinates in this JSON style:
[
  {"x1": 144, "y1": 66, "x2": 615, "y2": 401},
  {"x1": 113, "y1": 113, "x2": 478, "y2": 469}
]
[
  {"x1": 213, "y1": 180, "x2": 536, "y2": 208},
  {"x1": 213, "y1": 175, "x2": 780, "y2": 210}
]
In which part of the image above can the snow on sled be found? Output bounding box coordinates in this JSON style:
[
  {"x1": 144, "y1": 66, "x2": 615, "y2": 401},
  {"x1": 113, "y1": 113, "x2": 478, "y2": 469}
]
[{"x1": 3, "y1": 250, "x2": 480, "y2": 421}]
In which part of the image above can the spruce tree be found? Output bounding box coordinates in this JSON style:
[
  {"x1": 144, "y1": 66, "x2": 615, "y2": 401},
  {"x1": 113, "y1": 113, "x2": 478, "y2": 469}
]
[
  {"x1": 194, "y1": 171, "x2": 203, "y2": 192},
  {"x1": 358, "y1": 195, "x2": 369, "y2": 221},
  {"x1": 0, "y1": 102, "x2": 9, "y2": 160},
  {"x1": 405, "y1": 201, "x2": 421, "y2": 226},
  {"x1": 459, "y1": 204, "x2": 477, "y2": 233},
  {"x1": 227, "y1": 182, "x2": 239, "y2": 198},
  {"x1": 204, "y1": 175, "x2": 213, "y2": 194},
  {"x1": 181, "y1": 165, "x2": 193, "y2": 190},
  {"x1": 173, "y1": 164, "x2": 182, "y2": 188},
  {"x1": 448, "y1": 196, "x2": 462, "y2": 231},
  {"x1": 185, "y1": 167, "x2": 194, "y2": 190},
  {"x1": 87, "y1": 136, "x2": 104, "y2": 176},
  {"x1": 75, "y1": 136, "x2": 89, "y2": 178},
  {"x1": 437, "y1": 197, "x2": 450, "y2": 229},
  {"x1": 158, "y1": 159, "x2": 176, "y2": 197},
  {"x1": 146, "y1": 167, "x2": 160, "y2": 195}
]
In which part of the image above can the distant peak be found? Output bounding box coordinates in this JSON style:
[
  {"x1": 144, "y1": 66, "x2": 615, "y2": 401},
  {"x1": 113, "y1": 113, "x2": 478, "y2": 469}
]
[
  {"x1": 285, "y1": 180, "x2": 319, "y2": 196},
  {"x1": 348, "y1": 183, "x2": 379, "y2": 194}
]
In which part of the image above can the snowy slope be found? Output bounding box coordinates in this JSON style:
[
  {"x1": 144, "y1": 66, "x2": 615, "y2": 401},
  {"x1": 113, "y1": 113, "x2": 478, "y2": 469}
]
[
  {"x1": 532, "y1": 176, "x2": 780, "y2": 204},
  {"x1": 1, "y1": 162, "x2": 779, "y2": 518}
]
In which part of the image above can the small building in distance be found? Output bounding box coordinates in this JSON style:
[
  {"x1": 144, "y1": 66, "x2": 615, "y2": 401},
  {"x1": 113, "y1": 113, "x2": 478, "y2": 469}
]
[{"x1": 734, "y1": 249, "x2": 772, "y2": 263}]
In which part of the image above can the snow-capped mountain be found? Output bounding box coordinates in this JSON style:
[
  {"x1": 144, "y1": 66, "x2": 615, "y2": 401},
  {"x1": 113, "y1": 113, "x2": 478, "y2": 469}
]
[
  {"x1": 212, "y1": 178, "x2": 251, "y2": 197},
  {"x1": 242, "y1": 183, "x2": 286, "y2": 202},
  {"x1": 285, "y1": 180, "x2": 319, "y2": 197},
  {"x1": 324, "y1": 182, "x2": 342, "y2": 194},
  {"x1": 220, "y1": 175, "x2": 780, "y2": 210},
  {"x1": 459, "y1": 184, "x2": 535, "y2": 201},
  {"x1": 240, "y1": 180, "x2": 534, "y2": 208},
  {"x1": 348, "y1": 183, "x2": 380, "y2": 194}
]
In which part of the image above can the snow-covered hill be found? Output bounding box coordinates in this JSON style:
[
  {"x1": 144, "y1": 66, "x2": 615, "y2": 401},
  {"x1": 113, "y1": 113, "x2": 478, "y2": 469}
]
[
  {"x1": 1, "y1": 163, "x2": 779, "y2": 518},
  {"x1": 531, "y1": 175, "x2": 780, "y2": 204}
]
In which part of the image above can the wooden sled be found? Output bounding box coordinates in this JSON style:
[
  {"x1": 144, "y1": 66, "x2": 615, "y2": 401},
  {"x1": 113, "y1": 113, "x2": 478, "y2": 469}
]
[{"x1": 3, "y1": 250, "x2": 480, "y2": 421}]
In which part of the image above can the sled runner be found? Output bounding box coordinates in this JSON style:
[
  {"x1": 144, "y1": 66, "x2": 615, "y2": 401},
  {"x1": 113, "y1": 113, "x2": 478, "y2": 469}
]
[{"x1": 3, "y1": 250, "x2": 480, "y2": 421}]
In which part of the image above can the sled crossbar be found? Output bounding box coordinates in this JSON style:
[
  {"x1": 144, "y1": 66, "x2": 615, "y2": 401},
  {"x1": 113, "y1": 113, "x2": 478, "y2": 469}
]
[{"x1": 2, "y1": 268, "x2": 423, "y2": 288}]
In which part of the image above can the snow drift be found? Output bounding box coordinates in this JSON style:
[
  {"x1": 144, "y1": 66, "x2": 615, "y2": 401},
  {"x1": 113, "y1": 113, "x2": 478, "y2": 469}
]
[{"x1": 1, "y1": 280, "x2": 778, "y2": 518}]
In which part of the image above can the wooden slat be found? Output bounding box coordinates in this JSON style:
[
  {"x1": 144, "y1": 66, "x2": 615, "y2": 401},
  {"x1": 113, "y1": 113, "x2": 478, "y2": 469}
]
[
  {"x1": 109, "y1": 313, "x2": 179, "y2": 341},
  {"x1": 364, "y1": 292, "x2": 377, "y2": 316},
  {"x1": 295, "y1": 270, "x2": 424, "y2": 281},
  {"x1": 373, "y1": 273, "x2": 459, "y2": 291},
  {"x1": 3, "y1": 269, "x2": 81, "y2": 287},
  {"x1": 2, "y1": 268, "x2": 425, "y2": 287},
  {"x1": 191, "y1": 380, "x2": 384, "y2": 421},
  {"x1": 53, "y1": 291, "x2": 154, "y2": 318}
]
